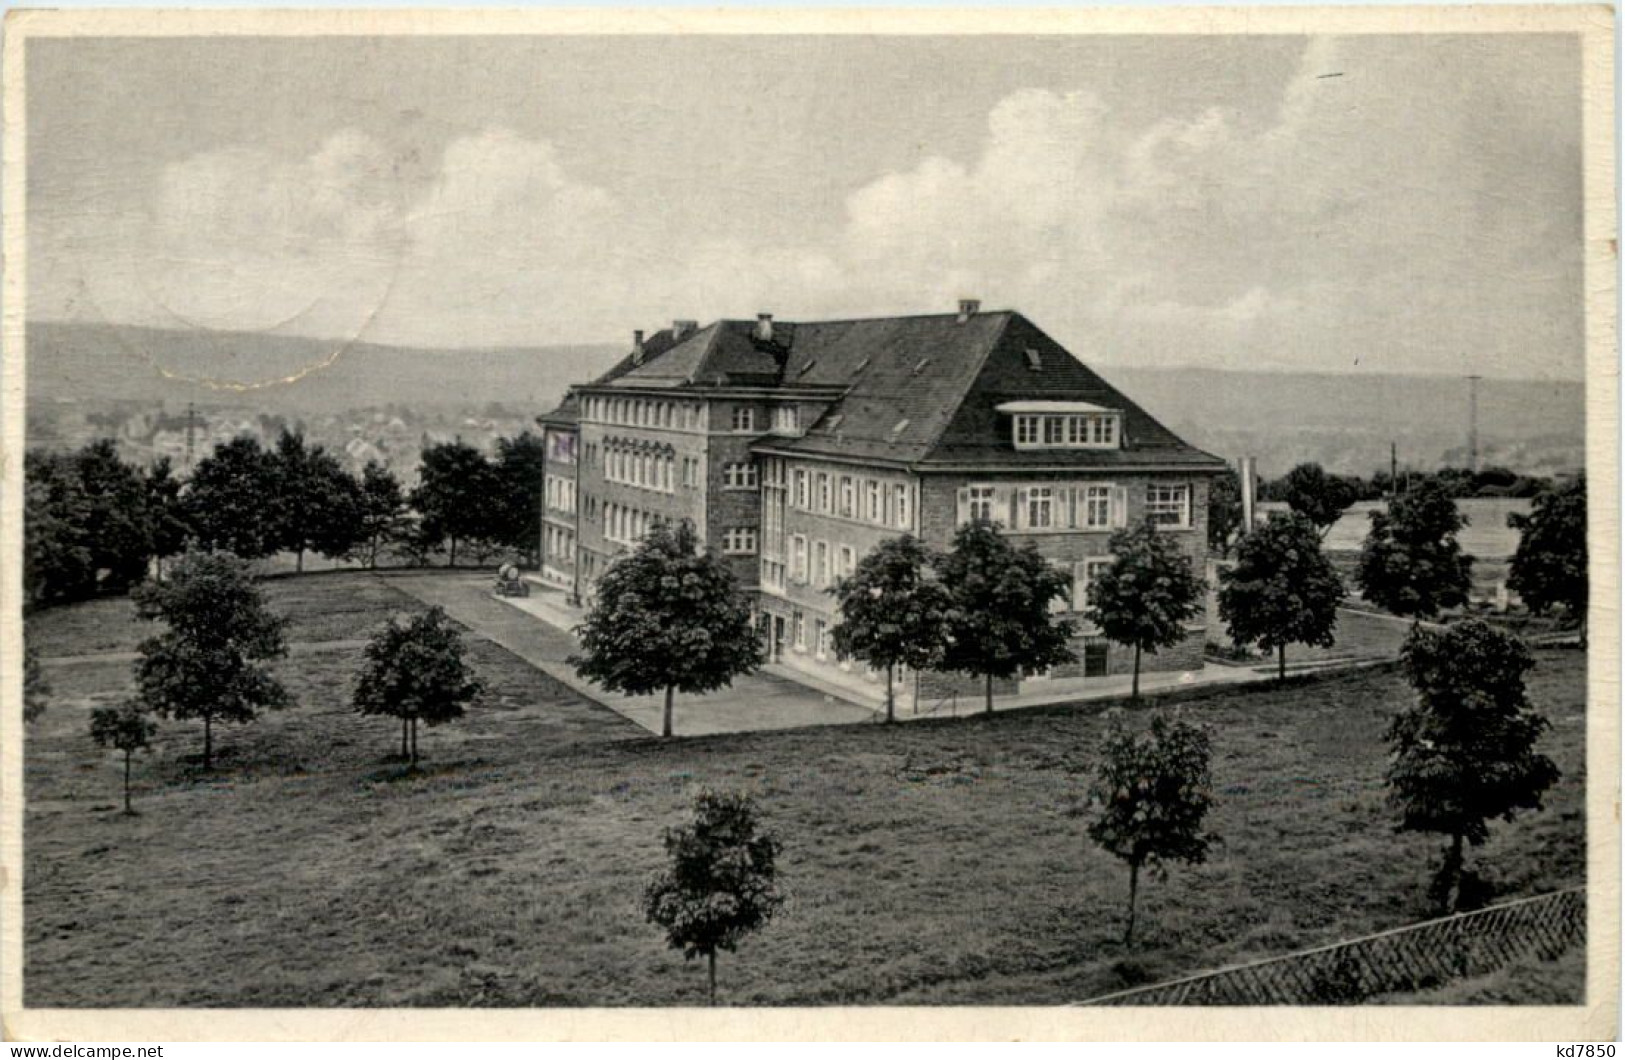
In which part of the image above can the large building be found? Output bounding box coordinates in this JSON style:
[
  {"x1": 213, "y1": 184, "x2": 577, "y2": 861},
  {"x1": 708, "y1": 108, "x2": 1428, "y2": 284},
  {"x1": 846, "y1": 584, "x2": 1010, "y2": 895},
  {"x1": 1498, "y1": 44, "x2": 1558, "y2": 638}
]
[{"x1": 537, "y1": 302, "x2": 1226, "y2": 703}]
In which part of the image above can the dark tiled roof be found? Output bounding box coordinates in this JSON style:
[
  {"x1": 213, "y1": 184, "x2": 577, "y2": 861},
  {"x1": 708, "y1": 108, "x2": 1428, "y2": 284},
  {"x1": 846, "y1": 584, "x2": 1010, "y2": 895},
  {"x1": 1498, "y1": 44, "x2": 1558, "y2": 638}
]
[
  {"x1": 538, "y1": 327, "x2": 688, "y2": 425},
  {"x1": 572, "y1": 309, "x2": 1222, "y2": 471},
  {"x1": 915, "y1": 313, "x2": 1226, "y2": 470}
]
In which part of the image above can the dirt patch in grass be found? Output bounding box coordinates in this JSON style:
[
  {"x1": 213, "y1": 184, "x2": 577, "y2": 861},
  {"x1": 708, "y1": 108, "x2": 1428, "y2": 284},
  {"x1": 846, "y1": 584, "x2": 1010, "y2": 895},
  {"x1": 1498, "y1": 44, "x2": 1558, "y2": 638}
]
[{"x1": 23, "y1": 575, "x2": 1587, "y2": 1007}]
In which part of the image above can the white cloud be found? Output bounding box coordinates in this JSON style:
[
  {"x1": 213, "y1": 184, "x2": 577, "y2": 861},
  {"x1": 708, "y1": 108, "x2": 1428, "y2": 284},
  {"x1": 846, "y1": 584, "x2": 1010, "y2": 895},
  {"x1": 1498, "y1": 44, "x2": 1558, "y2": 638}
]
[{"x1": 33, "y1": 36, "x2": 1581, "y2": 379}]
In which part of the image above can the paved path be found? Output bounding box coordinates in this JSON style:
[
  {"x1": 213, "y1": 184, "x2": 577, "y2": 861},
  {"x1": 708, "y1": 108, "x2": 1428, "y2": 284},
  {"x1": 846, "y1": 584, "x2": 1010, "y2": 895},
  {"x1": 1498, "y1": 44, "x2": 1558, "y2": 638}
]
[
  {"x1": 383, "y1": 572, "x2": 879, "y2": 737},
  {"x1": 41, "y1": 639, "x2": 371, "y2": 667}
]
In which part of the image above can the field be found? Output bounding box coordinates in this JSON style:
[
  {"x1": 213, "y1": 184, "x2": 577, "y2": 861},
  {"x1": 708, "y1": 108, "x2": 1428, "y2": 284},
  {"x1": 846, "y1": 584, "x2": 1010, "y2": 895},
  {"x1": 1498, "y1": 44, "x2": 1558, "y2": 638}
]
[{"x1": 24, "y1": 573, "x2": 1588, "y2": 1007}]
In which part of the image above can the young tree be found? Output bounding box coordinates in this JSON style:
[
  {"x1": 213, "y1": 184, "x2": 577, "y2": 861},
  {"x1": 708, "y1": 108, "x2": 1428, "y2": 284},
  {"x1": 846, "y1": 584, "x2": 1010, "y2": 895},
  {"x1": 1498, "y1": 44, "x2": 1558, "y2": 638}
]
[
  {"x1": 492, "y1": 432, "x2": 549, "y2": 568},
  {"x1": 1086, "y1": 711, "x2": 1214, "y2": 945},
  {"x1": 1279, "y1": 462, "x2": 1357, "y2": 540},
  {"x1": 353, "y1": 605, "x2": 484, "y2": 767},
  {"x1": 935, "y1": 520, "x2": 1076, "y2": 715},
  {"x1": 1208, "y1": 466, "x2": 1245, "y2": 559},
  {"x1": 1386, "y1": 620, "x2": 1560, "y2": 912},
  {"x1": 570, "y1": 521, "x2": 760, "y2": 738},
  {"x1": 357, "y1": 461, "x2": 409, "y2": 570},
  {"x1": 1507, "y1": 475, "x2": 1588, "y2": 645},
  {"x1": 829, "y1": 535, "x2": 951, "y2": 723},
  {"x1": 412, "y1": 440, "x2": 498, "y2": 567},
  {"x1": 131, "y1": 551, "x2": 290, "y2": 770},
  {"x1": 1217, "y1": 511, "x2": 1345, "y2": 680},
  {"x1": 1085, "y1": 520, "x2": 1206, "y2": 699},
  {"x1": 643, "y1": 790, "x2": 784, "y2": 1005},
  {"x1": 182, "y1": 437, "x2": 282, "y2": 559},
  {"x1": 90, "y1": 702, "x2": 158, "y2": 814},
  {"x1": 271, "y1": 430, "x2": 366, "y2": 571},
  {"x1": 1355, "y1": 478, "x2": 1473, "y2": 620}
]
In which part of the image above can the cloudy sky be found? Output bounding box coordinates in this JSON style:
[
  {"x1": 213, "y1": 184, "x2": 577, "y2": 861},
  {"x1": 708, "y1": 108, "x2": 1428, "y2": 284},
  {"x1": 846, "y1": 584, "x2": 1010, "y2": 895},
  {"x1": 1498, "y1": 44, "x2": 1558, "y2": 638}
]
[{"x1": 28, "y1": 33, "x2": 1583, "y2": 378}]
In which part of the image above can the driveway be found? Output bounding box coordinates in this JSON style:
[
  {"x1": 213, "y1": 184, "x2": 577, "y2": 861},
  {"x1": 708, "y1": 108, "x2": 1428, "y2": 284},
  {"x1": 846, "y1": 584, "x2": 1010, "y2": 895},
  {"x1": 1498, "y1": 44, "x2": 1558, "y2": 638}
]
[{"x1": 381, "y1": 571, "x2": 879, "y2": 737}]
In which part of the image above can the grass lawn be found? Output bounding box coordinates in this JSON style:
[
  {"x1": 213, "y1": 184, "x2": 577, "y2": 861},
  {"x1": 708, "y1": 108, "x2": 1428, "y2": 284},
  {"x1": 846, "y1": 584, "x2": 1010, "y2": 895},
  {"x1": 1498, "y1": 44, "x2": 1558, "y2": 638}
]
[{"x1": 23, "y1": 573, "x2": 1587, "y2": 1007}]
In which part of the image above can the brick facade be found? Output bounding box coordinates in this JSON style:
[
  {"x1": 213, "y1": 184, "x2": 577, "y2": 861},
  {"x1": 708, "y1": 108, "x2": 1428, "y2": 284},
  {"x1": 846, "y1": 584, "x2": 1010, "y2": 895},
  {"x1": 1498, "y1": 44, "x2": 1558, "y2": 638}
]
[{"x1": 539, "y1": 308, "x2": 1227, "y2": 705}]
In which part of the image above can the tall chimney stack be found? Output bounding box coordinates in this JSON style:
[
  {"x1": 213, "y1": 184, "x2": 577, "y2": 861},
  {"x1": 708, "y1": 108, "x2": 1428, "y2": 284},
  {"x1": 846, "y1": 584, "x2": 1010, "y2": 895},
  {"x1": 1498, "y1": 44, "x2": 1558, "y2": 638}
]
[
  {"x1": 957, "y1": 298, "x2": 981, "y2": 323},
  {"x1": 673, "y1": 319, "x2": 697, "y2": 340},
  {"x1": 755, "y1": 313, "x2": 774, "y2": 342}
]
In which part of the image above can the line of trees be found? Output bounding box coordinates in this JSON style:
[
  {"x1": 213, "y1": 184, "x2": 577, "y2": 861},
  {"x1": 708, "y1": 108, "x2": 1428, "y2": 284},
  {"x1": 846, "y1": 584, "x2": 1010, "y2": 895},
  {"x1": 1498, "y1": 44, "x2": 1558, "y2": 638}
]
[
  {"x1": 1258, "y1": 462, "x2": 1566, "y2": 506},
  {"x1": 25, "y1": 431, "x2": 549, "y2": 606},
  {"x1": 570, "y1": 513, "x2": 1209, "y2": 734}
]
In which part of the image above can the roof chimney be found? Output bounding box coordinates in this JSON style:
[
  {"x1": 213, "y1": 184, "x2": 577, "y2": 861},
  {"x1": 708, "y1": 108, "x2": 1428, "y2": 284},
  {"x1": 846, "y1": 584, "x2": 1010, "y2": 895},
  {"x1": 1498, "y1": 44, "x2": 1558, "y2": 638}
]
[
  {"x1": 673, "y1": 319, "x2": 697, "y2": 340},
  {"x1": 755, "y1": 313, "x2": 774, "y2": 342},
  {"x1": 957, "y1": 299, "x2": 981, "y2": 324},
  {"x1": 631, "y1": 329, "x2": 646, "y2": 365}
]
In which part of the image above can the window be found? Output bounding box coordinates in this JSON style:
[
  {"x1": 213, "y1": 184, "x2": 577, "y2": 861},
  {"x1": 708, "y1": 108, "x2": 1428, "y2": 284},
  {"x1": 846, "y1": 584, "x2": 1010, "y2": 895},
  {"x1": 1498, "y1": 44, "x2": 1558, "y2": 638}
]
[
  {"x1": 794, "y1": 469, "x2": 810, "y2": 509},
  {"x1": 1023, "y1": 487, "x2": 1056, "y2": 530},
  {"x1": 967, "y1": 485, "x2": 997, "y2": 524},
  {"x1": 1081, "y1": 485, "x2": 1112, "y2": 529},
  {"x1": 817, "y1": 473, "x2": 832, "y2": 513},
  {"x1": 1073, "y1": 557, "x2": 1115, "y2": 612},
  {"x1": 1015, "y1": 415, "x2": 1042, "y2": 446},
  {"x1": 793, "y1": 611, "x2": 806, "y2": 651},
  {"x1": 814, "y1": 541, "x2": 829, "y2": 588},
  {"x1": 683, "y1": 457, "x2": 699, "y2": 488},
  {"x1": 814, "y1": 619, "x2": 828, "y2": 660},
  {"x1": 1147, "y1": 484, "x2": 1191, "y2": 528},
  {"x1": 791, "y1": 536, "x2": 808, "y2": 583},
  {"x1": 773, "y1": 406, "x2": 798, "y2": 433},
  {"x1": 724, "y1": 463, "x2": 758, "y2": 490},
  {"x1": 723, "y1": 528, "x2": 758, "y2": 555},
  {"x1": 839, "y1": 476, "x2": 854, "y2": 518},
  {"x1": 839, "y1": 545, "x2": 856, "y2": 578},
  {"x1": 732, "y1": 407, "x2": 756, "y2": 432},
  {"x1": 762, "y1": 559, "x2": 786, "y2": 592},
  {"x1": 895, "y1": 484, "x2": 912, "y2": 530},
  {"x1": 1011, "y1": 412, "x2": 1121, "y2": 450},
  {"x1": 865, "y1": 480, "x2": 881, "y2": 522}
]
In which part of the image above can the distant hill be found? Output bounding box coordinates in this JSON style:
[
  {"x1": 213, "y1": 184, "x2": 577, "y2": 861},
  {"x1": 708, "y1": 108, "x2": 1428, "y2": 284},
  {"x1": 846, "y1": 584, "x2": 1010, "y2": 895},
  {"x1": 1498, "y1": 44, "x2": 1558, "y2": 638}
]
[
  {"x1": 1095, "y1": 364, "x2": 1584, "y2": 478},
  {"x1": 25, "y1": 321, "x2": 1585, "y2": 477},
  {"x1": 26, "y1": 321, "x2": 623, "y2": 415}
]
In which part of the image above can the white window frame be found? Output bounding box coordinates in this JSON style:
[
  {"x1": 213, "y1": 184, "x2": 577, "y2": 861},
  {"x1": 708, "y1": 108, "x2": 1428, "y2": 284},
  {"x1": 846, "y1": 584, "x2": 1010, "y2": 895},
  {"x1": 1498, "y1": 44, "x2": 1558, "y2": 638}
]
[
  {"x1": 794, "y1": 469, "x2": 810, "y2": 509},
  {"x1": 967, "y1": 484, "x2": 997, "y2": 524},
  {"x1": 723, "y1": 462, "x2": 758, "y2": 490},
  {"x1": 1023, "y1": 486, "x2": 1056, "y2": 530},
  {"x1": 1147, "y1": 483, "x2": 1192, "y2": 529},
  {"x1": 1073, "y1": 556, "x2": 1116, "y2": 613},
  {"x1": 865, "y1": 480, "x2": 881, "y2": 522},
  {"x1": 724, "y1": 528, "x2": 758, "y2": 555},
  {"x1": 1012, "y1": 412, "x2": 1121, "y2": 451},
  {"x1": 790, "y1": 535, "x2": 808, "y2": 583},
  {"x1": 732, "y1": 407, "x2": 756, "y2": 432},
  {"x1": 1015, "y1": 415, "x2": 1042, "y2": 446}
]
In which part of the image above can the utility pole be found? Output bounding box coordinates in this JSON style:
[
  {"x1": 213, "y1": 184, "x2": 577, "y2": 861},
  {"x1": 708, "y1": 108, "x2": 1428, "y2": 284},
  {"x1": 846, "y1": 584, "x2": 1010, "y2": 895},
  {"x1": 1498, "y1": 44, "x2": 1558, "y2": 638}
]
[
  {"x1": 185, "y1": 402, "x2": 196, "y2": 473},
  {"x1": 1467, "y1": 374, "x2": 1482, "y2": 474},
  {"x1": 1390, "y1": 442, "x2": 1398, "y2": 500}
]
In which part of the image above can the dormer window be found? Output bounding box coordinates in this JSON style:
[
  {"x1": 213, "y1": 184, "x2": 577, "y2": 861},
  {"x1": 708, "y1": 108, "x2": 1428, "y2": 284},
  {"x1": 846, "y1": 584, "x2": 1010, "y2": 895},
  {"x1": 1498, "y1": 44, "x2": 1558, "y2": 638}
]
[{"x1": 999, "y1": 401, "x2": 1121, "y2": 450}]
